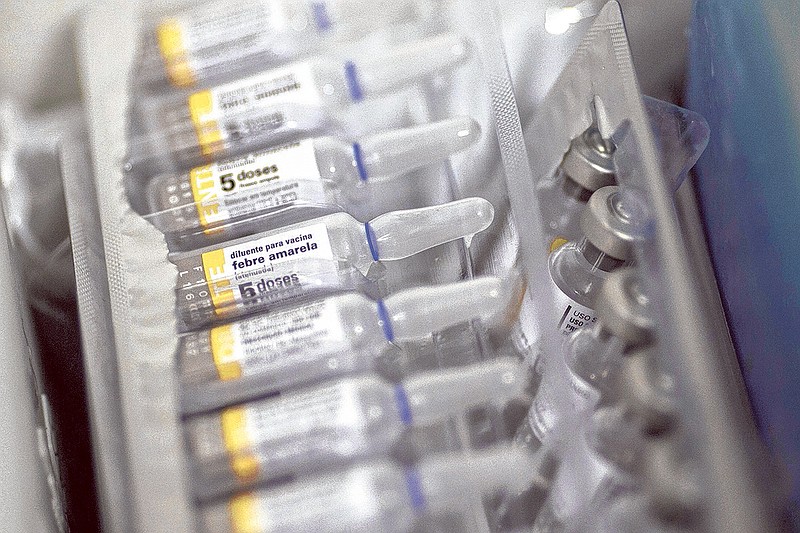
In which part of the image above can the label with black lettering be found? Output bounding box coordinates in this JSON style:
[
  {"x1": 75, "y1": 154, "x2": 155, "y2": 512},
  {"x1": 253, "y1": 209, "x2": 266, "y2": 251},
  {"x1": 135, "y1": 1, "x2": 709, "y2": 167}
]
[
  {"x1": 189, "y1": 140, "x2": 325, "y2": 227},
  {"x1": 201, "y1": 222, "x2": 337, "y2": 313},
  {"x1": 158, "y1": 0, "x2": 279, "y2": 85},
  {"x1": 551, "y1": 274, "x2": 599, "y2": 336},
  {"x1": 188, "y1": 61, "x2": 320, "y2": 155},
  {"x1": 210, "y1": 299, "x2": 352, "y2": 380}
]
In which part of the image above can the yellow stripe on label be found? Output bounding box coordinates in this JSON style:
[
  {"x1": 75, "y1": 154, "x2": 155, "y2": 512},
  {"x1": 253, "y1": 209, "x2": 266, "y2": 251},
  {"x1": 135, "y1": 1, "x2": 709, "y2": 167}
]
[
  {"x1": 210, "y1": 325, "x2": 242, "y2": 380},
  {"x1": 189, "y1": 164, "x2": 222, "y2": 229},
  {"x1": 549, "y1": 236, "x2": 569, "y2": 254},
  {"x1": 156, "y1": 19, "x2": 196, "y2": 87},
  {"x1": 188, "y1": 90, "x2": 224, "y2": 159},
  {"x1": 221, "y1": 407, "x2": 261, "y2": 482},
  {"x1": 202, "y1": 248, "x2": 236, "y2": 312},
  {"x1": 229, "y1": 492, "x2": 261, "y2": 533}
]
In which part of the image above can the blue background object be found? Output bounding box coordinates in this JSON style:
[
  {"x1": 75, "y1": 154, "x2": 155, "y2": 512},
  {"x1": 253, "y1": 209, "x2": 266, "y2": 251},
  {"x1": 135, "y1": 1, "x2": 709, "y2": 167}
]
[{"x1": 687, "y1": 0, "x2": 800, "y2": 525}]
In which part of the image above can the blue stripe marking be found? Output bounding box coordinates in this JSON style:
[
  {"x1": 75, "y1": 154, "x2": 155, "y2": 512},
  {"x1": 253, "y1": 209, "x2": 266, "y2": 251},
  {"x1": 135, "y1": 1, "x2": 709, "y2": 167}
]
[
  {"x1": 352, "y1": 142, "x2": 368, "y2": 182},
  {"x1": 377, "y1": 300, "x2": 395, "y2": 343},
  {"x1": 344, "y1": 61, "x2": 364, "y2": 103},
  {"x1": 311, "y1": 2, "x2": 332, "y2": 32},
  {"x1": 404, "y1": 468, "x2": 427, "y2": 511},
  {"x1": 365, "y1": 222, "x2": 379, "y2": 261},
  {"x1": 394, "y1": 385, "x2": 412, "y2": 425}
]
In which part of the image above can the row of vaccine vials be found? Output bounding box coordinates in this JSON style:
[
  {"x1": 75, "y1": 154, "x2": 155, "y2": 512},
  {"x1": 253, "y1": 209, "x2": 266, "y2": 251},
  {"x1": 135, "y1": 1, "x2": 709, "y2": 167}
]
[
  {"x1": 124, "y1": 1, "x2": 562, "y2": 532},
  {"x1": 123, "y1": 0, "x2": 693, "y2": 531}
]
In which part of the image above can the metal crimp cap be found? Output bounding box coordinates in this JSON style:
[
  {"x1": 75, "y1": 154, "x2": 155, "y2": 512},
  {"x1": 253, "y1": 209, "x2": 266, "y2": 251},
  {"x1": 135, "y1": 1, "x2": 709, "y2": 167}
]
[
  {"x1": 595, "y1": 267, "x2": 655, "y2": 347},
  {"x1": 559, "y1": 126, "x2": 617, "y2": 193},
  {"x1": 580, "y1": 185, "x2": 642, "y2": 261}
]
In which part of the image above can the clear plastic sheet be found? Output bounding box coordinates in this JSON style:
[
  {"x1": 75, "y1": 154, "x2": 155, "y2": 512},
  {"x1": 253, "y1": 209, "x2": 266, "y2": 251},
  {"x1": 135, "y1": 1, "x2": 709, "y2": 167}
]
[{"x1": 54, "y1": 0, "x2": 777, "y2": 532}]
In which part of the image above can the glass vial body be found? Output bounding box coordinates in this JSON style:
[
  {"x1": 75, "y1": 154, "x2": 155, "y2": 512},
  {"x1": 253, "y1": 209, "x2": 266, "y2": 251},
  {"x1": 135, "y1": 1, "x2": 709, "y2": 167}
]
[{"x1": 549, "y1": 238, "x2": 624, "y2": 336}]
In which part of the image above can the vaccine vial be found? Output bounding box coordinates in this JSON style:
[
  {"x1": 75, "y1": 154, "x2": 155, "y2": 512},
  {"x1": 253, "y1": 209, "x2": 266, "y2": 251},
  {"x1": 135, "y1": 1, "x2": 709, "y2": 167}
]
[
  {"x1": 146, "y1": 116, "x2": 481, "y2": 235},
  {"x1": 532, "y1": 406, "x2": 642, "y2": 532},
  {"x1": 517, "y1": 267, "x2": 654, "y2": 450},
  {"x1": 549, "y1": 186, "x2": 641, "y2": 337},
  {"x1": 138, "y1": 0, "x2": 423, "y2": 89},
  {"x1": 618, "y1": 344, "x2": 678, "y2": 438},
  {"x1": 179, "y1": 276, "x2": 517, "y2": 405},
  {"x1": 171, "y1": 196, "x2": 494, "y2": 329},
  {"x1": 542, "y1": 125, "x2": 617, "y2": 248},
  {"x1": 184, "y1": 358, "x2": 525, "y2": 496},
  {"x1": 198, "y1": 447, "x2": 539, "y2": 533},
  {"x1": 141, "y1": 34, "x2": 470, "y2": 166}
]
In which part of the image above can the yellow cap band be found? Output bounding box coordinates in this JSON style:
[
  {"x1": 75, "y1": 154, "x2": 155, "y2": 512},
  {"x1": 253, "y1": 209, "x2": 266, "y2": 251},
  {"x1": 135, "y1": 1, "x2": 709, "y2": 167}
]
[
  {"x1": 188, "y1": 90, "x2": 225, "y2": 159},
  {"x1": 210, "y1": 325, "x2": 242, "y2": 381},
  {"x1": 221, "y1": 407, "x2": 261, "y2": 482},
  {"x1": 201, "y1": 248, "x2": 236, "y2": 313},
  {"x1": 229, "y1": 492, "x2": 261, "y2": 533},
  {"x1": 156, "y1": 19, "x2": 196, "y2": 87}
]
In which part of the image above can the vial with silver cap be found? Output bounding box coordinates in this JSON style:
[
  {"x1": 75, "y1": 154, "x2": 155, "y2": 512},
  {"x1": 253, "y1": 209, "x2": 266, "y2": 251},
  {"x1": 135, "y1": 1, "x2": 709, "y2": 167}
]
[
  {"x1": 184, "y1": 358, "x2": 526, "y2": 498},
  {"x1": 136, "y1": 34, "x2": 470, "y2": 167},
  {"x1": 532, "y1": 405, "x2": 645, "y2": 533},
  {"x1": 548, "y1": 185, "x2": 643, "y2": 337},
  {"x1": 198, "y1": 446, "x2": 538, "y2": 533},
  {"x1": 516, "y1": 267, "x2": 654, "y2": 451},
  {"x1": 145, "y1": 116, "x2": 481, "y2": 236},
  {"x1": 138, "y1": 0, "x2": 424, "y2": 89},
  {"x1": 170, "y1": 196, "x2": 494, "y2": 329},
  {"x1": 178, "y1": 275, "x2": 518, "y2": 413},
  {"x1": 542, "y1": 124, "x2": 617, "y2": 248}
]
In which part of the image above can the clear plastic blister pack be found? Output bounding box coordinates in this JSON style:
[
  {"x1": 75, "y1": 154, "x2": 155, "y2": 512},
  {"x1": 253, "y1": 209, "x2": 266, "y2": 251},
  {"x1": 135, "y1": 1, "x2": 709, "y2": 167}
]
[{"x1": 62, "y1": 0, "x2": 764, "y2": 532}]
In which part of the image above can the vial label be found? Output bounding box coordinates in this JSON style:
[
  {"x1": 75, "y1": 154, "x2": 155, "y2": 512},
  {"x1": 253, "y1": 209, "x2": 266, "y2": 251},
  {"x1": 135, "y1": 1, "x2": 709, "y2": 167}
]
[
  {"x1": 188, "y1": 61, "x2": 320, "y2": 155},
  {"x1": 157, "y1": 0, "x2": 280, "y2": 86},
  {"x1": 189, "y1": 140, "x2": 325, "y2": 228},
  {"x1": 209, "y1": 299, "x2": 352, "y2": 380},
  {"x1": 550, "y1": 273, "x2": 599, "y2": 336},
  {"x1": 227, "y1": 470, "x2": 382, "y2": 532},
  {"x1": 201, "y1": 222, "x2": 338, "y2": 314},
  {"x1": 221, "y1": 381, "x2": 368, "y2": 480}
]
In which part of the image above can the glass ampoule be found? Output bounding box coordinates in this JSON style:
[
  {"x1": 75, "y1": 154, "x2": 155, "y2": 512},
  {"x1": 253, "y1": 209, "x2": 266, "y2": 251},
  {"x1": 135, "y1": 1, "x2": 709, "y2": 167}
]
[
  {"x1": 141, "y1": 34, "x2": 470, "y2": 166},
  {"x1": 179, "y1": 275, "x2": 518, "y2": 407},
  {"x1": 171, "y1": 196, "x2": 494, "y2": 329},
  {"x1": 139, "y1": 0, "x2": 425, "y2": 89},
  {"x1": 185, "y1": 358, "x2": 526, "y2": 497},
  {"x1": 198, "y1": 447, "x2": 539, "y2": 533},
  {"x1": 146, "y1": 116, "x2": 480, "y2": 235}
]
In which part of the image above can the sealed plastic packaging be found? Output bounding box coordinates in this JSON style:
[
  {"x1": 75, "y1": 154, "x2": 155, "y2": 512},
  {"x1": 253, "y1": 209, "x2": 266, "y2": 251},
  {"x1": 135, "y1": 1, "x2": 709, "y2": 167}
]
[
  {"x1": 140, "y1": 116, "x2": 481, "y2": 237},
  {"x1": 185, "y1": 358, "x2": 525, "y2": 499},
  {"x1": 178, "y1": 275, "x2": 520, "y2": 413},
  {"x1": 75, "y1": 1, "x2": 545, "y2": 530},
  {"x1": 135, "y1": 0, "x2": 434, "y2": 90},
  {"x1": 199, "y1": 447, "x2": 541, "y2": 533},
  {"x1": 61, "y1": 0, "x2": 779, "y2": 532},
  {"x1": 171, "y1": 197, "x2": 494, "y2": 330},
  {"x1": 128, "y1": 33, "x2": 471, "y2": 170}
]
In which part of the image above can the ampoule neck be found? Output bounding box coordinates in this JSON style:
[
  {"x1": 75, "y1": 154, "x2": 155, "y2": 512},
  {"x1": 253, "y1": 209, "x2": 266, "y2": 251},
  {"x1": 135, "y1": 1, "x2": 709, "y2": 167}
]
[{"x1": 577, "y1": 237, "x2": 625, "y2": 273}]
